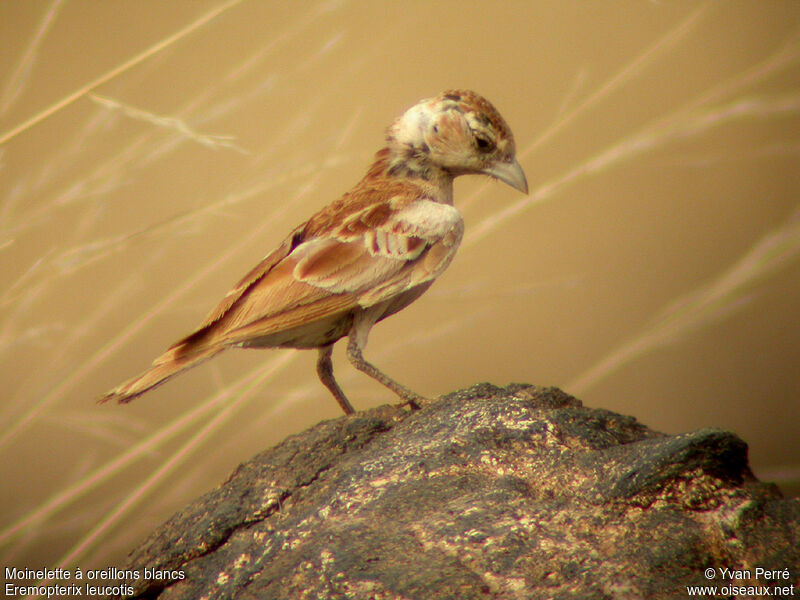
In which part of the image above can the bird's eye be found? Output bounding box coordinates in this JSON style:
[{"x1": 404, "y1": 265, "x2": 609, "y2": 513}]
[{"x1": 474, "y1": 135, "x2": 494, "y2": 152}]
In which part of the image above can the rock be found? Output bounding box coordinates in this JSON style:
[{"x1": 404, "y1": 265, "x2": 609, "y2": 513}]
[{"x1": 116, "y1": 384, "x2": 799, "y2": 599}]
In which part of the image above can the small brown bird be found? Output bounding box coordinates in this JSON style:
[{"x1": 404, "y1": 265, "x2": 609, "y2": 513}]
[{"x1": 101, "y1": 90, "x2": 527, "y2": 414}]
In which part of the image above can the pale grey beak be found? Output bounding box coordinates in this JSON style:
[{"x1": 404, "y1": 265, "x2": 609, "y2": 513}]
[{"x1": 484, "y1": 158, "x2": 529, "y2": 194}]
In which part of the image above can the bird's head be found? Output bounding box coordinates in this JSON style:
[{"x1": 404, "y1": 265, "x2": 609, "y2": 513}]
[{"x1": 388, "y1": 89, "x2": 528, "y2": 194}]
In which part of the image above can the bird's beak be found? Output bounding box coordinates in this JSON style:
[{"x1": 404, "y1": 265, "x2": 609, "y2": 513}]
[{"x1": 484, "y1": 158, "x2": 529, "y2": 194}]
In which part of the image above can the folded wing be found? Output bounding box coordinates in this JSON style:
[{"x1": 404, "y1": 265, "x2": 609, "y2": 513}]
[{"x1": 193, "y1": 195, "x2": 464, "y2": 349}]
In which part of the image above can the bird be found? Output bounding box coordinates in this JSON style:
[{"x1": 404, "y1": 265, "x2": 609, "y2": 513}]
[{"x1": 101, "y1": 90, "x2": 528, "y2": 415}]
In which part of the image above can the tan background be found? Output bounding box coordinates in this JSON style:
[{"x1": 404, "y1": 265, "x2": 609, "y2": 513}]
[{"x1": 2, "y1": 0, "x2": 799, "y2": 574}]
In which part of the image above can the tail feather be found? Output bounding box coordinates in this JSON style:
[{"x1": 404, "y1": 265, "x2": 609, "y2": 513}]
[{"x1": 100, "y1": 343, "x2": 222, "y2": 404}]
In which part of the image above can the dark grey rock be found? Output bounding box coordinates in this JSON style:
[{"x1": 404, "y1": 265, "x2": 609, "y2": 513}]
[{"x1": 116, "y1": 384, "x2": 799, "y2": 599}]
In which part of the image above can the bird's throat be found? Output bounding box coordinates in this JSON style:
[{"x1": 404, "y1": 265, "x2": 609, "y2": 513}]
[{"x1": 365, "y1": 146, "x2": 455, "y2": 204}]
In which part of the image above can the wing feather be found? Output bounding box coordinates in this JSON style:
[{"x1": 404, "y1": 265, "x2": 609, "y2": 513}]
[
  {"x1": 296, "y1": 198, "x2": 463, "y2": 302},
  {"x1": 193, "y1": 224, "x2": 305, "y2": 331},
  {"x1": 179, "y1": 189, "x2": 463, "y2": 351}
]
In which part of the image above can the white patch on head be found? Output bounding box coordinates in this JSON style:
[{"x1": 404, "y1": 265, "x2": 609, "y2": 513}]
[{"x1": 393, "y1": 101, "x2": 436, "y2": 147}]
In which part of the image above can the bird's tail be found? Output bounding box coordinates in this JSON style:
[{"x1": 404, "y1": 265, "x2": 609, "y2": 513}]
[{"x1": 100, "y1": 341, "x2": 222, "y2": 404}]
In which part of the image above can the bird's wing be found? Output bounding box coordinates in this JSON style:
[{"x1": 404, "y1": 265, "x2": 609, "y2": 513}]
[
  {"x1": 186, "y1": 190, "x2": 463, "y2": 349},
  {"x1": 193, "y1": 223, "x2": 305, "y2": 331},
  {"x1": 296, "y1": 195, "x2": 464, "y2": 304}
]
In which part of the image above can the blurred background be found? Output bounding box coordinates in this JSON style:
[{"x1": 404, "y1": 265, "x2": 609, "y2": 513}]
[{"x1": 2, "y1": 0, "x2": 799, "y2": 578}]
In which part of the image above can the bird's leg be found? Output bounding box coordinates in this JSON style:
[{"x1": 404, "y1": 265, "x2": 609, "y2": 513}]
[
  {"x1": 346, "y1": 317, "x2": 423, "y2": 410},
  {"x1": 316, "y1": 344, "x2": 355, "y2": 415}
]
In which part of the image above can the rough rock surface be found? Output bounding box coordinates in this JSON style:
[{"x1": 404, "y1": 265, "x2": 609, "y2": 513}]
[{"x1": 117, "y1": 384, "x2": 799, "y2": 599}]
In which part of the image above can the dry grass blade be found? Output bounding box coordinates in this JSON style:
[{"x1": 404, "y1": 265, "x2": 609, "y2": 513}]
[
  {"x1": 467, "y1": 91, "x2": 800, "y2": 247},
  {"x1": 526, "y1": 3, "x2": 710, "y2": 157},
  {"x1": 0, "y1": 218, "x2": 256, "y2": 449},
  {"x1": 463, "y1": 25, "x2": 800, "y2": 244},
  {"x1": 1, "y1": 95, "x2": 360, "y2": 560},
  {"x1": 0, "y1": 155, "x2": 327, "y2": 447},
  {"x1": 0, "y1": 351, "x2": 294, "y2": 548},
  {"x1": 0, "y1": 0, "x2": 65, "y2": 117},
  {"x1": 568, "y1": 204, "x2": 800, "y2": 394},
  {"x1": 89, "y1": 94, "x2": 249, "y2": 154},
  {"x1": 0, "y1": 264, "x2": 149, "y2": 449},
  {"x1": 460, "y1": 3, "x2": 709, "y2": 214},
  {"x1": 42, "y1": 352, "x2": 295, "y2": 580},
  {"x1": 0, "y1": 248, "x2": 54, "y2": 311},
  {"x1": 0, "y1": 0, "x2": 245, "y2": 145}
]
